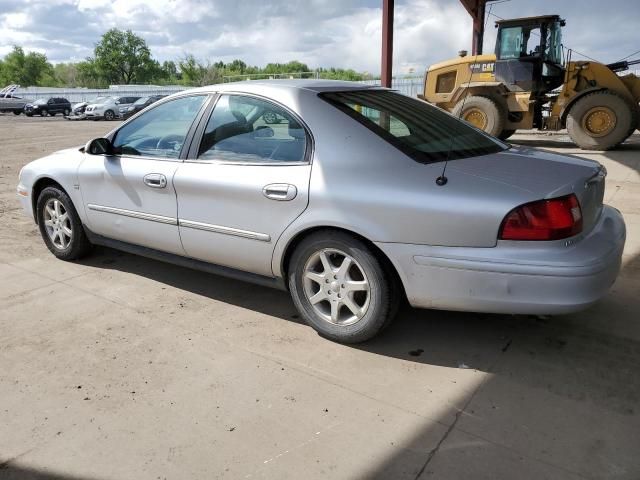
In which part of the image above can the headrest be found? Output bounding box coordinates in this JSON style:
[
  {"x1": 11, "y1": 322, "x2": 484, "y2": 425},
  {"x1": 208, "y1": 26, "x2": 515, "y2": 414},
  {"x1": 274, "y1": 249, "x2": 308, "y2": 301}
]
[{"x1": 288, "y1": 119, "x2": 305, "y2": 139}]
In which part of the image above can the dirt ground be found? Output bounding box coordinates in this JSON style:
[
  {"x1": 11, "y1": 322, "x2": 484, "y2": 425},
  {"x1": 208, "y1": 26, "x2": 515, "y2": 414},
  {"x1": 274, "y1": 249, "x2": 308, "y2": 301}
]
[{"x1": 1, "y1": 113, "x2": 639, "y2": 480}]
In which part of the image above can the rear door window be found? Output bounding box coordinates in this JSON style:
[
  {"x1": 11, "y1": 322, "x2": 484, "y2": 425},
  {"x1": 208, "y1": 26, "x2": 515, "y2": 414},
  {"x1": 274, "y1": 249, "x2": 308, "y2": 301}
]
[{"x1": 196, "y1": 94, "x2": 308, "y2": 164}]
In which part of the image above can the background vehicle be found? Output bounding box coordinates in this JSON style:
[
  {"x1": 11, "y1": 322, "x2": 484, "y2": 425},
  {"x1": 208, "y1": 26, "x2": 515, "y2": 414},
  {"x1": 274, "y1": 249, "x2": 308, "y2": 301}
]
[
  {"x1": 70, "y1": 97, "x2": 109, "y2": 118},
  {"x1": 85, "y1": 96, "x2": 141, "y2": 120},
  {"x1": 0, "y1": 85, "x2": 30, "y2": 114},
  {"x1": 263, "y1": 110, "x2": 286, "y2": 124},
  {"x1": 422, "y1": 15, "x2": 640, "y2": 149},
  {"x1": 118, "y1": 95, "x2": 166, "y2": 119},
  {"x1": 16, "y1": 81, "x2": 624, "y2": 343},
  {"x1": 24, "y1": 97, "x2": 71, "y2": 117}
]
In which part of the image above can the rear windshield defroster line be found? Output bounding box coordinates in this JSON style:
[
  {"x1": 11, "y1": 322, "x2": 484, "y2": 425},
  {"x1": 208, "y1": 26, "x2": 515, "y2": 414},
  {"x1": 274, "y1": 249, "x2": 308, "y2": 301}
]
[{"x1": 320, "y1": 90, "x2": 507, "y2": 164}]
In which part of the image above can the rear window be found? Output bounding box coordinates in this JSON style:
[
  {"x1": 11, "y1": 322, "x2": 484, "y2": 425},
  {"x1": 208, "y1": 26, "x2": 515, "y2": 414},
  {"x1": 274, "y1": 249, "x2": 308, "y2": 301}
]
[{"x1": 321, "y1": 90, "x2": 507, "y2": 163}]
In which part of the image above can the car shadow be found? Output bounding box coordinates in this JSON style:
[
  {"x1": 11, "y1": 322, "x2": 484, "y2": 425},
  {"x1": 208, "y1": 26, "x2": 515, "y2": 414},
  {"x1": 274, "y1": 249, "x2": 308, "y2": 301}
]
[
  {"x1": 72, "y1": 244, "x2": 640, "y2": 478},
  {"x1": 79, "y1": 246, "x2": 640, "y2": 380},
  {"x1": 0, "y1": 465, "x2": 103, "y2": 480}
]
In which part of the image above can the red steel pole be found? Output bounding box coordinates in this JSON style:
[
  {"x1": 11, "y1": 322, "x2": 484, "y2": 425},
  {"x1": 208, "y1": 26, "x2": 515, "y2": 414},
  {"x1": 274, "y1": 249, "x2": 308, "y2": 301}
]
[{"x1": 381, "y1": 0, "x2": 394, "y2": 88}]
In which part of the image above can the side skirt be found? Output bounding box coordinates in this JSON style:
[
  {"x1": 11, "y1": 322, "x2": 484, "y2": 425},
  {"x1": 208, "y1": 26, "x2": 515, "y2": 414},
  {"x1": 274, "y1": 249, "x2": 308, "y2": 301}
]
[{"x1": 84, "y1": 228, "x2": 287, "y2": 291}]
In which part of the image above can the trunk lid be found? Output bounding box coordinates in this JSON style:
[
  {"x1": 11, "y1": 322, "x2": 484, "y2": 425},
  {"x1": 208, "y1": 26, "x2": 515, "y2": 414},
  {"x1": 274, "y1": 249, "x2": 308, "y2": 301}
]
[{"x1": 449, "y1": 146, "x2": 606, "y2": 234}]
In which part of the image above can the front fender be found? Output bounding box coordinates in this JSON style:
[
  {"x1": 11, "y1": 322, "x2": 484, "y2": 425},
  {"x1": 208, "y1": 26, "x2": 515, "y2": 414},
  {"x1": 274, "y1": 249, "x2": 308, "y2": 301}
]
[{"x1": 19, "y1": 148, "x2": 86, "y2": 224}]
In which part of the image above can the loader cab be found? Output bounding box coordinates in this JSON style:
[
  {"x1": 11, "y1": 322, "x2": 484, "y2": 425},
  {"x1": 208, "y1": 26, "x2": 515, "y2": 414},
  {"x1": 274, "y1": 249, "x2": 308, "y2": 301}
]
[{"x1": 494, "y1": 15, "x2": 566, "y2": 95}]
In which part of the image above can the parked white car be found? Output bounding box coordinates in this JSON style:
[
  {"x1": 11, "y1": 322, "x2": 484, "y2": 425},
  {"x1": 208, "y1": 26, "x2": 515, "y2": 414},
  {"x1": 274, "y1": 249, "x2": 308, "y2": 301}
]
[{"x1": 85, "y1": 96, "x2": 141, "y2": 121}]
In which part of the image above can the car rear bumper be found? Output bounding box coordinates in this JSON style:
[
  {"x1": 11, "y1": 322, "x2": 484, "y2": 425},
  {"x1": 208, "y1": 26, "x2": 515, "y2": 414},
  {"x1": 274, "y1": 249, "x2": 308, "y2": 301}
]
[{"x1": 376, "y1": 205, "x2": 626, "y2": 315}]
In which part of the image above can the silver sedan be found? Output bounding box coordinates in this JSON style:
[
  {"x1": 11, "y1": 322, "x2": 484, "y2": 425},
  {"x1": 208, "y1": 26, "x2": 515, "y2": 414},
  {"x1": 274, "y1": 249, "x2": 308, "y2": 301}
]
[{"x1": 16, "y1": 80, "x2": 626, "y2": 343}]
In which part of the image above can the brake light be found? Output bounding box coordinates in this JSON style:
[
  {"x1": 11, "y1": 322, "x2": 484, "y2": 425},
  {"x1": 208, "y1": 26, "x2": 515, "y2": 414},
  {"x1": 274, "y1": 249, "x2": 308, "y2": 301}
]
[{"x1": 499, "y1": 194, "x2": 582, "y2": 241}]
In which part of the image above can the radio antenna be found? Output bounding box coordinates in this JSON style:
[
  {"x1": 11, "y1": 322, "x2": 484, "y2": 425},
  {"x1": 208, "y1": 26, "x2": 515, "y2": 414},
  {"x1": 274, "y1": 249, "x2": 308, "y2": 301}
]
[{"x1": 436, "y1": 3, "x2": 494, "y2": 186}]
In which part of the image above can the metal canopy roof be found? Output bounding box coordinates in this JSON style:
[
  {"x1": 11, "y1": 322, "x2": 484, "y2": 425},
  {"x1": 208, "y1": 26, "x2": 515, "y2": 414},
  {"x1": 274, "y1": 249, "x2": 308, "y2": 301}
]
[{"x1": 380, "y1": 0, "x2": 497, "y2": 87}]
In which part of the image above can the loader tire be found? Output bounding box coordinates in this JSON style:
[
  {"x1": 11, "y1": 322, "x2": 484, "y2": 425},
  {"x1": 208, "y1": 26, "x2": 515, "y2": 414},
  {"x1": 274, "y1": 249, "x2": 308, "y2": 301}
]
[
  {"x1": 566, "y1": 90, "x2": 637, "y2": 150},
  {"x1": 452, "y1": 95, "x2": 505, "y2": 137},
  {"x1": 498, "y1": 129, "x2": 516, "y2": 140}
]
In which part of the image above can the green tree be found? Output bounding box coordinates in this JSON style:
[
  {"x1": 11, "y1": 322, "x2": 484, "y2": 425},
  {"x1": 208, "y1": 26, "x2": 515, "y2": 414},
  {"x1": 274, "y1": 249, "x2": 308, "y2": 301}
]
[
  {"x1": 76, "y1": 59, "x2": 104, "y2": 88},
  {"x1": 178, "y1": 54, "x2": 206, "y2": 86},
  {"x1": 92, "y1": 29, "x2": 156, "y2": 84},
  {"x1": 161, "y1": 60, "x2": 179, "y2": 81},
  {"x1": 1, "y1": 46, "x2": 53, "y2": 86}
]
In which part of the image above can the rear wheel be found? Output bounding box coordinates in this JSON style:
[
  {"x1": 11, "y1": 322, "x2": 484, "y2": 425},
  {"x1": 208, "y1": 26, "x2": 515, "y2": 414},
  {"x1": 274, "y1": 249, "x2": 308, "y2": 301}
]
[
  {"x1": 36, "y1": 187, "x2": 92, "y2": 261},
  {"x1": 104, "y1": 110, "x2": 115, "y2": 121},
  {"x1": 263, "y1": 111, "x2": 279, "y2": 124},
  {"x1": 40, "y1": 109, "x2": 48, "y2": 117},
  {"x1": 566, "y1": 90, "x2": 636, "y2": 150},
  {"x1": 63, "y1": 108, "x2": 70, "y2": 116},
  {"x1": 498, "y1": 129, "x2": 516, "y2": 140},
  {"x1": 288, "y1": 231, "x2": 399, "y2": 344},
  {"x1": 13, "y1": 110, "x2": 21, "y2": 115},
  {"x1": 452, "y1": 95, "x2": 505, "y2": 137}
]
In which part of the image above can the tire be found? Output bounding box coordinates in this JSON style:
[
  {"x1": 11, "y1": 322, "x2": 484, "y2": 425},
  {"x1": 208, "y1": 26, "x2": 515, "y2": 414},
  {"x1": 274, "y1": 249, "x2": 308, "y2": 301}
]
[
  {"x1": 498, "y1": 129, "x2": 516, "y2": 140},
  {"x1": 63, "y1": 108, "x2": 70, "y2": 116},
  {"x1": 50, "y1": 112, "x2": 56, "y2": 116},
  {"x1": 13, "y1": 110, "x2": 21, "y2": 115},
  {"x1": 263, "y1": 111, "x2": 279, "y2": 124},
  {"x1": 288, "y1": 231, "x2": 399, "y2": 344},
  {"x1": 36, "y1": 186, "x2": 92, "y2": 261},
  {"x1": 26, "y1": 113, "x2": 32, "y2": 117},
  {"x1": 40, "y1": 109, "x2": 48, "y2": 117},
  {"x1": 566, "y1": 90, "x2": 637, "y2": 150},
  {"x1": 104, "y1": 110, "x2": 115, "y2": 121},
  {"x1": 452, "y1": 95, "x2": 505, "y2": 137}
]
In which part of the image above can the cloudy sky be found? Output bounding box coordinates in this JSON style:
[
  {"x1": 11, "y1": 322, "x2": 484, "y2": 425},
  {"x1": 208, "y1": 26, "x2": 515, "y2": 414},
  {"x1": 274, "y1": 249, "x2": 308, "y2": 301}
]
[{"x1": 1, "y1": 0, "x2": 638, "y2": 74}]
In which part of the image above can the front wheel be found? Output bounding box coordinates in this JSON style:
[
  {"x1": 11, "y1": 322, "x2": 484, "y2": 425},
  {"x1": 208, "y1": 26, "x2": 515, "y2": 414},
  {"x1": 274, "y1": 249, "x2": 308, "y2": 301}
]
[
  {"x1": 104, "y1": 110, "x2": 115, "y2": 121},
  {"x1": 288, "y1": 231, "x2": 399, "y2": 343},
  {"x1": 566, "y1": 90, "x2": 637, "y2": 150},
  {"x1": 40, "y1": 109, "x2": 48, "y2": 117},
  {"x1": 498, "y1": 129, "x2": 516, "y2": 140},
  {"x1": 36, "y1": 187, "x2": 92, "y2": 260},
  {"x1": 63, "y1": 108, "x2": 70, "y2": 116}
]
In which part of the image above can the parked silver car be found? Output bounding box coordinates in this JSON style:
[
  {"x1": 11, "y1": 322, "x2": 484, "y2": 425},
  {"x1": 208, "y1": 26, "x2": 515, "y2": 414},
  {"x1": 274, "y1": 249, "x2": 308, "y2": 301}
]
[
  {"x1": 16, "y1": 80, "x2": 626, "y2": 343},
  {"x1": 85, "y1": 95, "x2": 141, "y2": 120},
  {"x1": 0, "y1": 85, "x2": 30, "y2": 114}
]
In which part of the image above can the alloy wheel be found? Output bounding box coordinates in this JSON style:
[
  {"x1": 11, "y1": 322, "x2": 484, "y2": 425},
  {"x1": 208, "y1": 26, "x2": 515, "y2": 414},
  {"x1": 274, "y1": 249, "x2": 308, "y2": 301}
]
[
  {"x1": 302, "y1": 248, "x2": 370, "y2": 326},
  {"x1": 43, "y1": 198, "x2": 73, "y2": 250}
]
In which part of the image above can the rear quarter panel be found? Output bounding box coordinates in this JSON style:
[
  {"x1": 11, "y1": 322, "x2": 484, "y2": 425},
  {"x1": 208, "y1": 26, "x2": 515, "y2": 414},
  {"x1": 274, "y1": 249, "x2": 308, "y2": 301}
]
[{"x1": 271, "y1": 93, "x2": 542, "y2": 276}]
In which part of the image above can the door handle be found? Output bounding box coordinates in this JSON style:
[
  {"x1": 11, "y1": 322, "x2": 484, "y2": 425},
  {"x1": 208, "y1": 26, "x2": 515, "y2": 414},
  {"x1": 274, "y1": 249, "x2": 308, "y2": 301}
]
[
  {"x1": 263, "y1": 183, "x2": 297, "y2": 201},
  {"x1": 143, "y1": 173, "x2": 167, "y2": 189}
]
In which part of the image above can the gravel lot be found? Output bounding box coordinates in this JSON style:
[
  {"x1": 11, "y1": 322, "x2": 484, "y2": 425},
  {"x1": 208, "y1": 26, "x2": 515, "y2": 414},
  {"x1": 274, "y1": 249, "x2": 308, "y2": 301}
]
[{"x1": 1, "y1": 113, "x2": 640, "y2": 479}]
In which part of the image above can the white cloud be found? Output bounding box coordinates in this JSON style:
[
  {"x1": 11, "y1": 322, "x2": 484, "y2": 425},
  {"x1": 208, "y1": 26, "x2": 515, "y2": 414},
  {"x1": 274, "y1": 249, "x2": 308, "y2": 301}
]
[{"x1": 0, "y1": 0, "x2": 637, "y2": 74}]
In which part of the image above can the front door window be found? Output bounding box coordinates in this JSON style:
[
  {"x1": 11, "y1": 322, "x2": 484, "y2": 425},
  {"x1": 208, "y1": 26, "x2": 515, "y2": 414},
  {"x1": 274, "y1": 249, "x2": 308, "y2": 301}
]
[{"x1": 112, "y1": 95, "x2": 206, "y2": 159}]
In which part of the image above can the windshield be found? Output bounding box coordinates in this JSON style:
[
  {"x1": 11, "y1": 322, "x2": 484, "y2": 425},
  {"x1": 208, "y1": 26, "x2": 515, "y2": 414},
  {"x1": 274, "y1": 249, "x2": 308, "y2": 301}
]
[
  {"x1": 34, "y1": 98, "x2": 47, "y2": 105},
  {"x1": 545, "y1": 21, "x2": 563, "y2": 65},
  {"x1": 134, "y1": 97, "x2": 150, "y2": 105},
  {"x1": 321, "y1": 90, "x2": 507, "y2": 163}
]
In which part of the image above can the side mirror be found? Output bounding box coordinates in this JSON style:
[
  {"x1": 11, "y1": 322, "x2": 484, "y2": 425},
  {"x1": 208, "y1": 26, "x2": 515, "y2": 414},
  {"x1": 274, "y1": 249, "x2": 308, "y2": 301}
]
[{"x1": 85, "y1": 138, "x2": 115, "y2": 156}]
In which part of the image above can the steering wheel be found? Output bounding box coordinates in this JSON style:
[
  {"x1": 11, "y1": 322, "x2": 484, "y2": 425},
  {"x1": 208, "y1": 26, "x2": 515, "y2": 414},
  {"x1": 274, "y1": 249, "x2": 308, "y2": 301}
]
[{"x1": 156, "y1": 134, "x2": 185, "y2": 153}]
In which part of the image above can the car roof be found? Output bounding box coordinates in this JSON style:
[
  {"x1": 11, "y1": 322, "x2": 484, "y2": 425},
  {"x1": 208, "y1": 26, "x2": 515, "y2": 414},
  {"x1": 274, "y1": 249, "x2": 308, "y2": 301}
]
[{"x1": 186, "y1": 79, "x2": 384, "y2": 95}]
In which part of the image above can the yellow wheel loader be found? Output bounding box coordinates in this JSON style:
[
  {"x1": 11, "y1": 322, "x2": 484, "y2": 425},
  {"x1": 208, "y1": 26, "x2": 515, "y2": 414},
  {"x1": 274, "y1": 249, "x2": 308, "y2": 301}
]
[{"x1": 421, "y1": 15, "x2": 640, "y2": 150}]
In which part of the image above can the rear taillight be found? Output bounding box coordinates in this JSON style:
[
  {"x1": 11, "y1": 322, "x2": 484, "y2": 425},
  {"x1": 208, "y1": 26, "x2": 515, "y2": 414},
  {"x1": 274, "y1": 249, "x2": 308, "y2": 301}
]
[{"x1": 499, "y1": 194, "x2": 582, "y2": 241}]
